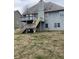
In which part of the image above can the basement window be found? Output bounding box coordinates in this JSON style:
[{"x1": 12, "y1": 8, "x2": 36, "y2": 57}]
[
  {"x1": 54, "y1": 23, "x2": 60, "y2": 28},
  {"x1": 45, "y1": 23, "x2": 48, "y2": 28}
]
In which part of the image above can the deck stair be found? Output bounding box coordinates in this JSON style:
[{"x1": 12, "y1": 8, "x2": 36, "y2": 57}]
[{"x1": 19, "y1": 19, "x2": 40, "y2": 33}]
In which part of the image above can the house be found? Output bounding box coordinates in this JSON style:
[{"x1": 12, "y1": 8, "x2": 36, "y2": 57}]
[
  {"x1": 19, "y1": 0, "x2": 64, "y2": 33},
  {"x1": 14, "y1": 10, "x2": 22, "y2": 29}
]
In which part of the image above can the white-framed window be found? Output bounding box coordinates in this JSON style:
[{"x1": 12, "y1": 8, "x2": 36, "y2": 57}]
[
  {"x1": 60, "y1": 13, "x2": 64, "y2": 16},
  {"x1": 54, "y1": 23, "x2": 60, "y2": 28},
  {"x1": 26, "y1": 15, "x2": 28, "y2": 17},
  {"x1": 59, "y1": 11, "x2": 64, "y2": 17}
]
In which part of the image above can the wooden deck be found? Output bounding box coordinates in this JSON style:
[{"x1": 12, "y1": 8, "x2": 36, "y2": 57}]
[{"x1": 20, "y1": 19, "x2": 41, "y2": 33}]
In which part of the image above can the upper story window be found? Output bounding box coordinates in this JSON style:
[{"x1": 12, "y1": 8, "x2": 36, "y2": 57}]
[
  {"x1": 48, "y1": 12, "x2": 59, "y2": 17},
  {"x1": 60, "y1": 13, "x2": 64, "y2": 16},
  {"x1": 26, "y1": 15, "x2": 28, "y2": 17},
  {"x1": 30, "y1": 14, "x2": 33, "y2": 17},
  {"x1": 59, "y1": 11, "x2": 64, "y2": 17}
]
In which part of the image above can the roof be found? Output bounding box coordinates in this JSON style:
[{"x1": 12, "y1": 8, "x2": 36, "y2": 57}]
[
  {"x1": 23, "y1": 1, "x2": 64, "y2": 15},
  {"x1": 14, "y1": 10, "x2": 22, "y2": 17}
]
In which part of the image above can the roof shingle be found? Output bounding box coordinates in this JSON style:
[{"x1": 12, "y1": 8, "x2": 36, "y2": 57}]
[{"x1": 23, "y1": 1, "x2": 64, "y2": 15}]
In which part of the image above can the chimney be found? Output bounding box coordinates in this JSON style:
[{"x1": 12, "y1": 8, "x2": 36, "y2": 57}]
[{"x1": 38, "y1": 0, "x2": 44, "y2": 21}]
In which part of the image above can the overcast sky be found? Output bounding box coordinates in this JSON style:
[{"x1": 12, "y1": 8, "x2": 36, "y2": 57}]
[{"x1": 14, "y1": 0, "x2": 64, "y2": 13}]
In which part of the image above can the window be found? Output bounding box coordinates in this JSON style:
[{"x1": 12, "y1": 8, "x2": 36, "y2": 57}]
[
  {"x1": 54, "y1": 23, "x2": 60, "y2": 28},
  {"x1": 58, "y1": 23, "x2": 60, "y2": 27},
  {"x1": 26, "y1": 15, "x2": 28, "y2": 17},
  {"x1": 23, "y1": 15, "x2": 26, "y2": 17},
  {"x1": 60, "y1": 13, "x2": 64, "y2": 16},
  {"x1": 45, "y1": 24, "x2": 48, "y2": 28},
  {"x1": 59, "y1": 12, "x2": 64, "y2": 17}
]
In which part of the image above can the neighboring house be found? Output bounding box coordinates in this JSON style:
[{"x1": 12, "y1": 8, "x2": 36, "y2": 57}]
[
  {"x1": 18, "y1": 0, "x2": 64, "y2": 33},
  {"x1": 14, "y1": 10, "x2": 22, "y2": 29}
]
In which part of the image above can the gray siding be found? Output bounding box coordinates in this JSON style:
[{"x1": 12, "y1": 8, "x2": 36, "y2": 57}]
[
  {"x1": 14, "y1": 11, "x2": 21, "y2": 29},
  {"x1": 44, "y1": 11, "x2": 64, "y2": 30}
]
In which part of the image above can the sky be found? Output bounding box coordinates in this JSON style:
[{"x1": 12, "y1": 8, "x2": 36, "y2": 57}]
[{"x1": 14, "y1": 0, "x2": 64, "y2": 13}]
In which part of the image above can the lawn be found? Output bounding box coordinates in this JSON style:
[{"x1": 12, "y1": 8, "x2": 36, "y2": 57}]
[{"x1": 14, "y1": 31, "x2": 64, "y2": 59}]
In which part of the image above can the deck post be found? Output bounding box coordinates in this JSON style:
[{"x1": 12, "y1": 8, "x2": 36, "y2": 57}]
[
  {"x1": 33, "y1": 28, "x2": 36, "y2": 33},
  {"x1": 39, "y1": 22, "x2": 41, "y2": 32}
]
